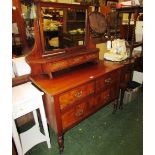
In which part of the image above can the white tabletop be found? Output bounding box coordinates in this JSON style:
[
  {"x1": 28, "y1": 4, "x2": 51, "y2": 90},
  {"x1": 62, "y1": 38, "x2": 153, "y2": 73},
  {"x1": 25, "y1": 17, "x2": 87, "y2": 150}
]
[{"x1": 12, "y1": 82, "x2": 43, "y2": 105}]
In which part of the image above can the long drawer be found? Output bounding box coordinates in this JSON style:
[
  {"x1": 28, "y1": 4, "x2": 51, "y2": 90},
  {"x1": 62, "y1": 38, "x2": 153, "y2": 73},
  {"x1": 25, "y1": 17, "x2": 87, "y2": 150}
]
[{"x1": 59, "y1": 82, "x2": 95, "y2": 110}]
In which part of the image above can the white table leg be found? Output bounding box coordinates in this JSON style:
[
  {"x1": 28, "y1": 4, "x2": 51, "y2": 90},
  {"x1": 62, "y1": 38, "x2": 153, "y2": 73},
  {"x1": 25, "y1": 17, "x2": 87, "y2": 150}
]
[
  {"x1": 39, "y1": 99, "x2": 51, "y2": 148},
  {"x1": 33, "y1": 110, "x2": 39, "y2": 128},
  {"x1": 12, "y1": 119, "x2": 23, "y2": 155}
]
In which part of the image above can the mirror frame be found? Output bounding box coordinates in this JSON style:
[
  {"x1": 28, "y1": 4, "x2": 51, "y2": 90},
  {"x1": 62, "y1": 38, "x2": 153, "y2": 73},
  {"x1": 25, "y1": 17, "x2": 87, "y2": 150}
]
[{"x1": 35, "y1": 1, "x2": 89, "y2": 56}]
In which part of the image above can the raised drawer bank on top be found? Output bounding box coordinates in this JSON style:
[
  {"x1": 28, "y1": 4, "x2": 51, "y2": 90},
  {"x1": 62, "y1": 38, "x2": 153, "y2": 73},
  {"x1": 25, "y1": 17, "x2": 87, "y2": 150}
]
[{"x1": 30, "y1": 61, "x2": 123, "y2": 153}]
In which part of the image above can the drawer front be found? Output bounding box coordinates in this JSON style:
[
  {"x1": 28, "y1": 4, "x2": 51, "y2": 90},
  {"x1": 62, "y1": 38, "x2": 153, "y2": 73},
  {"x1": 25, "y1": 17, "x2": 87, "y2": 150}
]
[
  {"x1": 61, "y1": 101, "x2": 87, "y2": 130},
  {"x1": 42, "y1": 60, "x2": 69, "y2": 73},
  {"x1": 68, "y1": 56, "x2": 85, "y2": 66},
  {"x1": 42, "y1": 53, "x2": 98, "y2": 74},
  {"x1": 99, "y1": 85, "x2": 119, "y2": 103},
  {"x1": 85, "y1": 53, "x2": 98, "y2": 61},
  {"x1": 99, "y1": 89, "x2": 111, "y2": 104},
  {"x1": 89, "y1": 89, "x2": 111, "y2": 110},
  {"x1": 89, "y1": 85, "x2": 118, "y2": 111},
  {"x1": 96, "y1": 70, "x2": 120, "y2": 92},
  {"x1": 59, "y1": 82, "x2": 94, "y2": 110},
  {"x1": 13, "y1": 97, "x2": 40, "y2": 119}
]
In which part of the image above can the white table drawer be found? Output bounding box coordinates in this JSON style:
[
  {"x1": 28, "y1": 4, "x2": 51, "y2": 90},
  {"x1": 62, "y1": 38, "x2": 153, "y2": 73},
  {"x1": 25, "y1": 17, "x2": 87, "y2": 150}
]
[{"x1": 13, "y1": 97, "x2": 42, "y2": 119}]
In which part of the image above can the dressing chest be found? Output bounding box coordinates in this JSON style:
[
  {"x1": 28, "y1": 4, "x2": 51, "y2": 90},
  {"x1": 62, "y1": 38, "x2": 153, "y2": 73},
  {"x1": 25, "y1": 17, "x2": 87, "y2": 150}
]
[
  {"x1": 30, "y1": 61, "x2": 122, "y2": 152},
  {"x1": 26, "y1": 1, "x2": 124, "y2": 152}
]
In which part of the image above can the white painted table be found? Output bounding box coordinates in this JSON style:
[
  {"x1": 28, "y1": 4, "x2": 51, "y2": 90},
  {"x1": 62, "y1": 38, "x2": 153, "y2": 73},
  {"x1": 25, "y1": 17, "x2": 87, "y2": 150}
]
[{"x1": 12, "y1": 82, "x2": 51, "y2": 155}]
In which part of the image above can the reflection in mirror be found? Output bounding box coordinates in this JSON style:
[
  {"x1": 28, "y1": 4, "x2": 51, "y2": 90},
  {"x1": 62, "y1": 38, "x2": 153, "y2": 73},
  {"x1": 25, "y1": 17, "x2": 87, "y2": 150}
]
[
  {"x1": 41, "y1": 7, "x2": 86, "y2": 52},
  {"x1": 21, "y1": 1, "x2": 35, "y2": 49},
  {"x1": 12, "y1": 0, "x2": 36, "y2": 57},
  {"x1": 12, "y1": 22, "x2": 23, "y2": 56}
]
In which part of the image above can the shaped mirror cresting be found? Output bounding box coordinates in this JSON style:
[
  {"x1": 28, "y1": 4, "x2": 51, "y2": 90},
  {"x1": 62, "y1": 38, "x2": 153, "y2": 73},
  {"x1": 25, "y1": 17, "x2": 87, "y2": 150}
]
[{"x1": 40, "y1": 6, "x2": 86, "y2": 52}]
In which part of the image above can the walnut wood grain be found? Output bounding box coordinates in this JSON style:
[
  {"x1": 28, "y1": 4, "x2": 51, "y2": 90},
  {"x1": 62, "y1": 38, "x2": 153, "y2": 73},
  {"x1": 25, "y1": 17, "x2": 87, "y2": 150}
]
[{"x1": 24, "y1": 1, "x2": 142, "y2": 153}]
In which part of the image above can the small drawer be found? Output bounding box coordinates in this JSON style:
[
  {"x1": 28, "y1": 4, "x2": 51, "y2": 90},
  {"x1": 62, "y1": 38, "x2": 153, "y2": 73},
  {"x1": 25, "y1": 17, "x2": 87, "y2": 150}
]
[
  {"x1": 42, "y1": 60, "x2": 69, "y2": 73},
  {"x1": 85, "y1": 53, "x2": 98, "y2": 61},
  {"x1": 68, "y1": 56, "x2": 85, "y2": 66},
  {"x1": 59, "y1": 82, "x2": 94, "y2": 110},
  {"x1": 61, "y1": 101, "x2": 86, "y2": 130},
  {"x1": 13, "y1": 97, "x2": 40, "y2": 119},
  {"x1": 96, "y1": 70, "x2": 120, "y2": 92}
]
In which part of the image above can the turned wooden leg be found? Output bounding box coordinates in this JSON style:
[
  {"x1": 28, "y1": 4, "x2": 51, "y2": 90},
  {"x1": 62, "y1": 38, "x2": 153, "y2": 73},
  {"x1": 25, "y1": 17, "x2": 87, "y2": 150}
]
[
  {"x1": 58, "y1": 135, "x2": 64, "y2": 153},
  {"x1": 48, "y1": 72, "x2": 53, "y2": 79},
  {"x1": 113, "y1": 99, "x2": 118, "y2": 114},
  {"x1": 119, "y1": 88, "x2": 125, "y2": 109}
]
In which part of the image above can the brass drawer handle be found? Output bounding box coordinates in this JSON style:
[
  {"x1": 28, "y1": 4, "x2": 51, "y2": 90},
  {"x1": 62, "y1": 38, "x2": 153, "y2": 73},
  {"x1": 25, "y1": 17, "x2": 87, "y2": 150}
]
[
  {"x1": 74, "y1": 91, "x2": 83, "y2": 98},
  {"x1": 105, "y1": 78, "x2": 112, "y2": 84},
  {"x1": 75, "y1": 109, "x2": 84, "y2": 117}
]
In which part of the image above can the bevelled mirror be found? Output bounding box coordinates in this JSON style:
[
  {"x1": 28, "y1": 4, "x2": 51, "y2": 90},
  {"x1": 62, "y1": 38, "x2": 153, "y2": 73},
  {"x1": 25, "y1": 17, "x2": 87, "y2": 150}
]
[
  {"x1": 26, "y1": 1, "x2": 99, "y2": 79},
  {"x1": 36, "y1": 1, "x2": 88, "y2": 54}
]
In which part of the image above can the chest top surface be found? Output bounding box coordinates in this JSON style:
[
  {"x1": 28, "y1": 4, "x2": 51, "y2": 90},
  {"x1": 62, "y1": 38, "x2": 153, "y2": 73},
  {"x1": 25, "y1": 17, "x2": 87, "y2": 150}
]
[{"x1": 30, "y1": 61, "x2": 123, "y2": 96}]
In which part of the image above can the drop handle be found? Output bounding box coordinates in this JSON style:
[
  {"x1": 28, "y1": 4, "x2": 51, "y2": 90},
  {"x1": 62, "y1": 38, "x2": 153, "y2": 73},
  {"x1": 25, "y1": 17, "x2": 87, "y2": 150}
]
[
  {"x1": 75, "y1": 109, "x2": 84, "y2": 117},
  {"x1": 74, "y1": 91, "x2": 83, "y2": 98}
]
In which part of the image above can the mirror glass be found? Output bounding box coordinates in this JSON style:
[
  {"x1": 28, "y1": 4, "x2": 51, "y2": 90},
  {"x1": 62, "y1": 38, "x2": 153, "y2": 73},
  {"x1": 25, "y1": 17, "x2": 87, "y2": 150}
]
[{"x1": 41, "y1": 7, "x2": 86, "y2": 52}]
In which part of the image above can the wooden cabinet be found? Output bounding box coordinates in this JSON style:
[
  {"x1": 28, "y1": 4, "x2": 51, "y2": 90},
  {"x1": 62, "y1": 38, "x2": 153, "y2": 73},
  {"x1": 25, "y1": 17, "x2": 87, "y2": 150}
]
[
  {"x1": 30, "y1": 61, "x2": 122, "y2": 152},
  {"x1": 26, "y1": 2, "x2": 127, "y2": 153}
]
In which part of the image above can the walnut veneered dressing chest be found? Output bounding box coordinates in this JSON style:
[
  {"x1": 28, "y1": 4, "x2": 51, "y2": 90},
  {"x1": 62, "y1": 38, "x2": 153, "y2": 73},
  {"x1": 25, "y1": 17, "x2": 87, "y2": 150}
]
[
  {"x1": 30, "y1": 61, "x2": 122, "y2": 152},
  {"x1": 25, "y1": 2, "x2": 124, "y2": 153}
]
